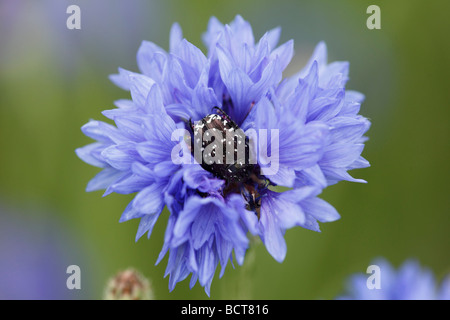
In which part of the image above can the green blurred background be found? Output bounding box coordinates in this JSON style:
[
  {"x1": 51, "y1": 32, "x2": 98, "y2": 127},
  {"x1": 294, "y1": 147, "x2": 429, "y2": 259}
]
[{"x1": 0, "y1": 0, "x2": 448, "y2": 299}]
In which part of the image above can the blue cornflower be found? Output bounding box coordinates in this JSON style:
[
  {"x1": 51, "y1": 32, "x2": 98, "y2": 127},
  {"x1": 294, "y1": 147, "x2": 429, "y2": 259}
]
[
  {"x1": 76, "y1": 15, "x2": 370, "y2": 295},
  {"x1": 338, "y1": 259, "x2": 450, "y2": 300}
]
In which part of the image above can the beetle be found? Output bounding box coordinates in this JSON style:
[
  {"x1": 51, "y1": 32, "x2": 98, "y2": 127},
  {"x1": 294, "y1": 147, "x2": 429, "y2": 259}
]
[
  {"x1": 189, "y1": 107, "x2": 255, "y2": 183},
  {"x1": 241, "y1": 183, "x2": 262, "y2": 218}
]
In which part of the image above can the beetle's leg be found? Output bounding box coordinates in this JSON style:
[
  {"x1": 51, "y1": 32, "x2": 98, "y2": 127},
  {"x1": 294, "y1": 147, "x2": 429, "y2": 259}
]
[
  {"x1": 212, "y1": 106, "x2": 237, "y2": 127},
  {"x1": 240, "y1": 185, "x2": 253, "y2": 208},
  {"x1": 242, "y1": 101, "x2": 256, "y2": 123},
  {"x1": 212, "y1": 106, "x2": 226, "y2": 117},
  {"x1": 240, "y1": 184, "x2": 250, "y2": 201}
]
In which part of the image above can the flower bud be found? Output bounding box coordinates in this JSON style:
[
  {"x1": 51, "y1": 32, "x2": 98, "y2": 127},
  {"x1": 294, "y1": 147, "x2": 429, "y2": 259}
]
[{"x1": 103, "y1": 268, "x2": 153, "y2": 300}]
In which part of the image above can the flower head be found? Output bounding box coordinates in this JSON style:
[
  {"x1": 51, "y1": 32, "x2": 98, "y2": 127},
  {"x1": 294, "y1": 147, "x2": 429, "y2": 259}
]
[
  {"x1": 103, "y1": 268, "x2": 154, "y2": 300},
  {"x1": 77, "y1": 15, "x2": 370, "y2": 295},
  {"x1": 338, "y1": 259, "x2": 450, "y2": 300}
]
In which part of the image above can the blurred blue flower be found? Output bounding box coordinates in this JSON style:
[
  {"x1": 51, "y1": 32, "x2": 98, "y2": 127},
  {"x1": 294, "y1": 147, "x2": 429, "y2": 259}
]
[
  {"x1": 0, "y1": 205, "x2": 90, "y2": 299},
  {"x1": 339, "y1": 258, "x2": 450, "y2": 300},
  {"x1": 77, "y1": 15, "x2": 370, "y2": 295}
]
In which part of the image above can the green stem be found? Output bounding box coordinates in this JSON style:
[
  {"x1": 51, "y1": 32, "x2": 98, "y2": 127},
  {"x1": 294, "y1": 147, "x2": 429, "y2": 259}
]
[{"x1": 223, "y1": 236, "x2": 260, "y2": 299}]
